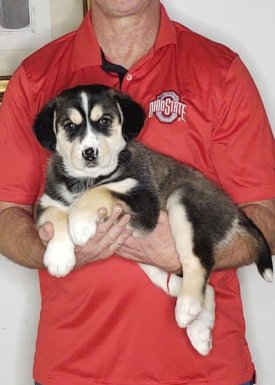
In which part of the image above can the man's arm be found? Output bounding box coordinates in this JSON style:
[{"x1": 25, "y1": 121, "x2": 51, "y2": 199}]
[
  {"x1": 214, "y1": 198, "x2": 275, "y2": 270},
  {"x1": 0, "y1": 202, "x2": 45, "y2": 268},
  {"x1": 0, "y1": 202, "x2": 133, "y2": 271},
  {"x1": 241, "y1": 199, "x2": 275, "y2": 253},
  {"x1": 11, "y1": 196, "x2": 272, "y2": 273},
  {"x1": 118, "y1": 198, "x2": 275, "y2": 272}
]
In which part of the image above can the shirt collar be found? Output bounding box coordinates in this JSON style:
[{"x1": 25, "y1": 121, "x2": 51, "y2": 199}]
[
  {"x1": 71, "y1": 12, "x2": 102, "y2": 71},
  {"x1": 154, "y1": 4, "x2": 177, "y2": 51},
  {"x1": 71, "y1": 4, "x2": 177, "y2": 72}
]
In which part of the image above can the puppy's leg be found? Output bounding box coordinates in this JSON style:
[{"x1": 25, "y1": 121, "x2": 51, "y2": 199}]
[
  {"x1": 140, "y1": 263, "x2": 215, "y2": 356},
  {"x1": 139, "y1": 264, "x2": 182, "y2": 297},
  {"x1": 167, "y1": 191, "x2": 211, "y2": 328},
  {"x1": 186, "y1": 284, "x2": 215, "y2": 356},
  {"x1": 38, "y1": 205, "x2": 75, "y2": 277},
  {"x1": 69, "y1": 178, "x2": 138, "y2": 246},
  {"x1": 69, "y1": 186, "x2": 118, "y2": 246}
]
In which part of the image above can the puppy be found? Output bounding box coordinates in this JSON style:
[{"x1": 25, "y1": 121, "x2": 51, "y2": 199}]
[{"x1": 33, "y1": 84, "x2": 273, "y2": 356}]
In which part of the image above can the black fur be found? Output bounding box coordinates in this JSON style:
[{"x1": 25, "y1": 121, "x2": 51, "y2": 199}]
[
  {"x1": 113, "y1": 92, "x2": 146, "y2": 141},
  {"x1": 239, "y1": 214, "x2": 273, "y2": 276},
  {"x1": 33, "y1": 100, "x2": 56, "y2": 151}
]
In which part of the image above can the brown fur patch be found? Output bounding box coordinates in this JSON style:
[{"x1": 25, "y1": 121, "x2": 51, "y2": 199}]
[
  {"x1": 38, "y1": 207, "x2": 69, "y2": 241},
  {"x1": 74, "y1": 186, "x2": 130, "y2": 219}
]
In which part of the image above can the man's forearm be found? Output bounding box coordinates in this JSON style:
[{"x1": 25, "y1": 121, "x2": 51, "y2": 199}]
[
  {"x1": 241, "y1": 201, "x2": 275, "y2": 254},
  {"x1": 214, "y1": 199, "x2": 275, "y2": 270},
  {"x1": 0, "y1": 207, "x2": 45, "y2": 269}
]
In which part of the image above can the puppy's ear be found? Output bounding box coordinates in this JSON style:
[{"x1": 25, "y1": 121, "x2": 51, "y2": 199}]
[
  {"x1": 115, "y1": 93, "x2": 146, "y2": 141},
  {"x1": 33, "y1": 100, "x2": 56, "y2": 151}
]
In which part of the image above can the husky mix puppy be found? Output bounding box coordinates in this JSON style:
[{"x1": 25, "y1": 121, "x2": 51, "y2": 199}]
[{"x1": 33, "y1": 84, "x2": 273, "y2": 356}]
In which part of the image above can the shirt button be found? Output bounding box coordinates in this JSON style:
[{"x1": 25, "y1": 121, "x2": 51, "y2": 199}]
[{"x1": 126, "y1": 74, "x2": 133, "y2": 81}]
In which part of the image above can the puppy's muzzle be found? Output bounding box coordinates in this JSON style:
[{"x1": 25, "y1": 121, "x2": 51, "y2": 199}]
[{"x1": 82, "y1": 147, "x2": 98, "y2": 162}]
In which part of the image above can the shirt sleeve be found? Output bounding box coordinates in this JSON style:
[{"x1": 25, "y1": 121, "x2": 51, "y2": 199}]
[
  {"x1": 211, "y1": 55, "x2": 275, "y2": 204},
  {"x1": 0, "y1": 66, "x2": 42, "y2": 205}
]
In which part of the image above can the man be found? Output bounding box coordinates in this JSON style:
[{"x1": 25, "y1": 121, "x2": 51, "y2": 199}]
[{"x1": 0, "y1": 1, "x2": 274, "y2": 385}]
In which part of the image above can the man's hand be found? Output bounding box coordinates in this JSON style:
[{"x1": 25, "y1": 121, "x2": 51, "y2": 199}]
[
  {"x1": 38, "y1": 205, "x2": 132, "y2": 268},
  {"x1": 117, "y1": 211, "x2": 181, "y2": 273}
]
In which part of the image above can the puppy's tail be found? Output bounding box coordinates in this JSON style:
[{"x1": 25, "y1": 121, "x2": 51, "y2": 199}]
[{"x1": 240, "y1": 214, "x2": 273, "y2": 282}]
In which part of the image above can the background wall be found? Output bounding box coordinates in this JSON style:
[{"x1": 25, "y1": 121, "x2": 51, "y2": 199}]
[
  {"x1": 0, "y1": 1, "x2": 274, "y2": 384},
  {"x1": 0, "y1": 0, "x2": 84, "y2": 77}
]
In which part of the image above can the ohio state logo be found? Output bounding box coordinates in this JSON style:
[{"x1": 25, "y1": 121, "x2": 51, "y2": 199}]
[{"x1": 148, "y1": 91, "x2": 187, "y2": 123}]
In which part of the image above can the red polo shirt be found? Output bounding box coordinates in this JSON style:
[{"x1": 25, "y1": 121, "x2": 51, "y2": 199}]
[{"x1": 0, "y1": 6, "x2": 274, "y2": 385}]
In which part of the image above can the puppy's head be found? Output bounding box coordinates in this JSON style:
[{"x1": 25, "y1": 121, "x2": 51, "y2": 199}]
[{"x1": 33, "y1": 85, "x2": 145, "y2": 178}]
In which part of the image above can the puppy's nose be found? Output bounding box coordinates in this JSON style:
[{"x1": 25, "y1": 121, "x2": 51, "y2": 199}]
[{"x1": 82, "y1": 147, "x2": 98, "y2": 161}]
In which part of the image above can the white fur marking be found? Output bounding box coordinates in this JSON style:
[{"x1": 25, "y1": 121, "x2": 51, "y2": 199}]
[
  {"x1": 81, "y1": 128, "x2": 99, "y2": 151},
  {"x1": 263, "y1": 268, "x2": 273, "y2": 282},
  {"x1": 39, "y1": 194, "x2": 69, "y2": 213},
  {"x1": 116, "y1": 101, "x2": 124, "y2": 126},
  {"x1": 186, "y1": 284, "x2": 215, "y2": 356},
  {"x1": 167, "y1": 191, "x2": 205, "y2": 327},
  {"x1": 166, "y1": 191, "x2": 194, "y2": 258},
  {"x1": 58, "y1": 185, "x2": 77, "y2": 205},
  {"x1": 81, "y1": 92, "x2": 89, "y2": 118},
  {"x1": 106, "y1": 178, "x2": 137, "y2": 194},
  {"x1": 53, "y1": 111, "x2": 57, "y2": 134},
  {"x1": 219, "y1": 217, "x2": 240, "y2": 246}
]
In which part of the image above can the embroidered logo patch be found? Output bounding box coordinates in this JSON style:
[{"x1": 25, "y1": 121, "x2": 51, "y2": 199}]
[{"x1": 148, "y1": 91, "x2": 187, "y2": 123}]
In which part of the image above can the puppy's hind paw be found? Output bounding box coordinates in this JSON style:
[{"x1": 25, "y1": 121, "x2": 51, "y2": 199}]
[
  {"x1": 175, "y1": 295, "x2": 202, "y2": 328},
  {"x1": 44, "y1": 239, "x2": 76, "y2": 277},
  {"x1": 186, "y1": 318, "x2": 213, "y2": 356},
  {"x1": 186, "y1": 297, "x2": 215, "y2": 356}
]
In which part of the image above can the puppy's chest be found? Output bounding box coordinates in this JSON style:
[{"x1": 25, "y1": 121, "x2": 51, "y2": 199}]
[
  {"x1": 57, "y1": 178, "x2": 96, "y2": 206},
  {"x1": 58, "y1": 184, "x2": 81, "y2": 205}
]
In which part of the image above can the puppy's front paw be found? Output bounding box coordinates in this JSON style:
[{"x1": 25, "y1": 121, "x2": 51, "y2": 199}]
[
  {"x1": 175, "y1": 295, "x2": 202, "y2": 328},
  {"x1": 44, "y1": 239, "x2": 76, "y2": 277},
  {"x1": 69, "y1": 209, "x2": 98, "y2": 246}
]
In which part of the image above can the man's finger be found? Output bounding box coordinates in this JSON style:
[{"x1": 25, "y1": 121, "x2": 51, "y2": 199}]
[
  {"x1": 109, "y1": 228, "x2": 133, "y2": 253},
  {"x1": 96, "y1": 205, "x2": 124, "y2": 236},
  {"x1": 101, "y1": 214, "x2": 131, "y2": 247},
  {"x1": 105, "y1": 213, "x2": 131, "y2": 239},
  {"x1": 38, "y1": 222, "x2": 54, "y2": 242},
  {"x1": 158, "y1": 210, "x2": 168, "y2": 224},
  {"x1": 98, "y1": 207, "x2": 108, "y2": 222}
]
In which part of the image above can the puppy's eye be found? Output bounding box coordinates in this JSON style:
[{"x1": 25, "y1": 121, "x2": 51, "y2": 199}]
[
  {"x1": 99, "y1": 117, "x2": 111, "y2": 128},
  {"x1": 64, "y1": 122, "x2": 77, "y2": 131}
]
